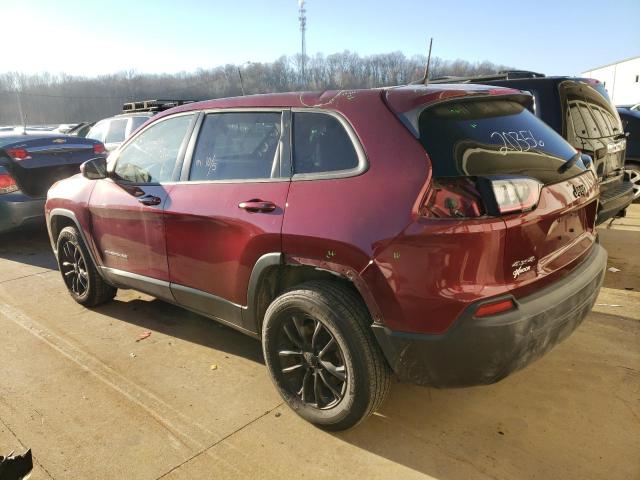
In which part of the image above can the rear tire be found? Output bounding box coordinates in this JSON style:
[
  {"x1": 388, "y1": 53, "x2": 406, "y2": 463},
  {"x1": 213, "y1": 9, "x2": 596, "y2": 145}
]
[
  {"x1": 262, "y1": 281, "x2": 390, "y2": 430},
  {"x1": 56, "y1": 226, "x2": 116, "y2": 306}
]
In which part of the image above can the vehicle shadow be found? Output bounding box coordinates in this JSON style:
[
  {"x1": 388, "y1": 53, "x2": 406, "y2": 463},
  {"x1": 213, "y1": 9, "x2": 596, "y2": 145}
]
[
  {"x1": 331, "y1": 309, "x2": 640, "y2": 480},
  {"x1": 95, "y1": 295, "x2": 264, "y2": 364},
  {"x1": 0, "y1": 225, "x2": 57, "y2": 270}
]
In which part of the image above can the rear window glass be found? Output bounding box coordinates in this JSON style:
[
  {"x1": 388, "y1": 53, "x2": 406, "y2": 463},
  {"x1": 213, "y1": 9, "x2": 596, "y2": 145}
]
[
  {"x1": 105, "y1": 119, "x2": 128, "y2": 144},
  {"x1": 130, "y1": 116, "x2": 149, "y2": 133},
  {"x1": 419, "y1": 100, "x2": 581, "y2": 183},
  {"x1": 293, "y1": 112, "x2": 359, "y2": 175}
]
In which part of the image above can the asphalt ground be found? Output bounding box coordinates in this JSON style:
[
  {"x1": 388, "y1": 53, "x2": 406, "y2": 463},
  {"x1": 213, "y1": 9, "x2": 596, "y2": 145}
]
[{"x1": 0, "y1": 206, "x2": 638, "y2": 479}]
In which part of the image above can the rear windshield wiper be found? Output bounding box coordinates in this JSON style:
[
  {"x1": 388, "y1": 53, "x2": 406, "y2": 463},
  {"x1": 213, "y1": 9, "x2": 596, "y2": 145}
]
[{"x1": 558, "y1": 152, "x2": 582, "y2": 174}]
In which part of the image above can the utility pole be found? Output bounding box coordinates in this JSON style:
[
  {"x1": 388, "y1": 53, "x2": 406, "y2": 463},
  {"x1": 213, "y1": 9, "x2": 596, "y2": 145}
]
[
  {"x1": 298, "y1": 0, "x2": 307, "y2": 83},
  {"x1": 15, "y1": 84, "x2": 26, "y2": 134}
]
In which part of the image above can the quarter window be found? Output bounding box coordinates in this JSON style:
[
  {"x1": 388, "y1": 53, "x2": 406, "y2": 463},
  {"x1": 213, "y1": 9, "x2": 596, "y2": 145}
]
[
  {"x1": 189, "y1": 112, "x2": 282, "y2": 181},
  {"x1": 86, "y1": 120, "x2": 108, "y2": 142},
  {"x1": 292, "y1": 112, "x2": 359, "y2": 175},
  {"x1": 105, "y1": 118, "x2": 128, "y2": 144},
  {"x1": 114, "y1": 114, "x2": 194, "y2": 183}
]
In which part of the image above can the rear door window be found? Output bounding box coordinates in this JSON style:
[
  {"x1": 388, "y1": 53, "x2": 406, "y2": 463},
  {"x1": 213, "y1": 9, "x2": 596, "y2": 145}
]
[
  {"x1": 579, "y1": 104, "x2": 601, "y2": 138},
  {"x1": 189, "y1": 112, "x2": 282, "y2": 181},
  {"x1": 292, "y1": 112, "x2": 359, "y2": 175},
  {"x1": 418, "y1": 99, "x2": 581, "y2": 184}
]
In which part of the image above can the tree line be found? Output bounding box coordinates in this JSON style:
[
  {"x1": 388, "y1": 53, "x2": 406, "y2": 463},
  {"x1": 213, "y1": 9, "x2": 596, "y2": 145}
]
[{"x1": 0, "y1": 51, "x2": 511, "y2": 125}]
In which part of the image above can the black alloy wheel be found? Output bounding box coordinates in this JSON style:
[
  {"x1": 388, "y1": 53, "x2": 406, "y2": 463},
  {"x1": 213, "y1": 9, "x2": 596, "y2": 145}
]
[
  {"x1": 262, "y1": 281, "x2": 391, "y2": 430},
  {"x1": 56, "y1": 226, "x2": 117, "y2": 306},
  {"x1": 277, "y1": 312, "x2": 347, "y2": 409},
  {"x1": 59, "y1": 237, "x2": 89, "y2": 297}
]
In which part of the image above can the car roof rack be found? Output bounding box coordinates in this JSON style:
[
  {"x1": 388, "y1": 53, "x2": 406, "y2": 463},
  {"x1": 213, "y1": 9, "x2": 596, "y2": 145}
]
[
  {"x1": 122, "y1": 99, "x2": 195, "y2": 113},
  {"x1": 429, "y1": 70, "x2": 546, "y2": 84}
]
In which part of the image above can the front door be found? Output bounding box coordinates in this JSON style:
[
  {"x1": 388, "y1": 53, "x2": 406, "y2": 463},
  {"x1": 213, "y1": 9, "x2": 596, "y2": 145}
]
[
  {"x1": 164, "y1": 110, "x2": 290, "y2": 332},
  {"x1": 89, "y1": 113, "x2": 197, "y2": 299}
]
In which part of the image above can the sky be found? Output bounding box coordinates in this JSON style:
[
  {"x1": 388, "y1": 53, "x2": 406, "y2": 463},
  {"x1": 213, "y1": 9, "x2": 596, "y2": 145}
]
[{"x1": 1, "y1": 0, "x2": 639, "y2": 77}]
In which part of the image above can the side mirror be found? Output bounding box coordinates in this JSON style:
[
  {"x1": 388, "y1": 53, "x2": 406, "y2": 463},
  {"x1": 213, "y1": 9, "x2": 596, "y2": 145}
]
[{"x1": 80, "y1": 157, "x2": 108, "y2": 180}]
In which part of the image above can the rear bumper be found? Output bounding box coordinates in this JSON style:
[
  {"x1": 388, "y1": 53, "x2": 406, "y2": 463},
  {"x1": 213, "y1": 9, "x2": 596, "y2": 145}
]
[
  {"x1": 372, "y1": 243, "x2": 607, "y2": 388},
  {"x1": 0, "y1": 192, "x2": 45, "y2": 233},
  {"x1": 596, "y1": 178, "x2": 634, "y2": 224}
]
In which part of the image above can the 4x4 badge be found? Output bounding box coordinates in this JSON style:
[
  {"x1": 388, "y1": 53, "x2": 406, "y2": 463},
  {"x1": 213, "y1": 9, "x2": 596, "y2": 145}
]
[{"x1": 572, "y1": 184, "x2": 587, "y2": 198}]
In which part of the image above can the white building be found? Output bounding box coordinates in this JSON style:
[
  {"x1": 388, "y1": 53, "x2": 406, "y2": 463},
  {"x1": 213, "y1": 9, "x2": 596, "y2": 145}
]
[{"x1": 582, "y1": 56, "x2": 640, "y2": 106}]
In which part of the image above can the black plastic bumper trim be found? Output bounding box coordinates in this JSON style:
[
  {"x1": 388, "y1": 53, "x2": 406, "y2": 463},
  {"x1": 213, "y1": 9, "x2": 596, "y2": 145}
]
[{"x1": 372, "y1": 244, "x2": 607, "y2": 388}]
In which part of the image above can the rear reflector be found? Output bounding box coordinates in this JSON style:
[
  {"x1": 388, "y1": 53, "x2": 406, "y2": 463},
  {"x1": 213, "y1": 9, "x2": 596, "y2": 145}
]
[
  {"x1": 93, "y1": 143, "x2": 106, "y2": 154},
  {"x1": 6, "y1": 148, "x2": 30, "y2": 160},
  {"x1": 474, "y1": 298, "x2": 515, "y2": 317},
  {"x1": 0, "y1": 172, "x2": 18, "y2": 194}
]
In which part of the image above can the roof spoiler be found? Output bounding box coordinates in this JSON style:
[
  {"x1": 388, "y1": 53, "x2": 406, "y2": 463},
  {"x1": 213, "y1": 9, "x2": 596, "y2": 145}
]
[{"x1": 429, "y1": 70, "x2": 546, "y2": 84}]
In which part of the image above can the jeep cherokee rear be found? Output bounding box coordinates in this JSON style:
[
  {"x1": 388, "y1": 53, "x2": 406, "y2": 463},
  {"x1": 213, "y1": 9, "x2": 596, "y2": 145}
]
[{"x1": 46, "y1": 85, "x2": 606, "y2": 430}]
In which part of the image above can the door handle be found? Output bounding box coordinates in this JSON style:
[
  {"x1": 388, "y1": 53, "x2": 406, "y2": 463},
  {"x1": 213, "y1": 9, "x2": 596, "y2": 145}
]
[
  {"x1": 137, "y1": 194, "x2": 162, "y2": 206},
  {"x1": 238, "y1": 199, "x2": 277, "y2": 213}
]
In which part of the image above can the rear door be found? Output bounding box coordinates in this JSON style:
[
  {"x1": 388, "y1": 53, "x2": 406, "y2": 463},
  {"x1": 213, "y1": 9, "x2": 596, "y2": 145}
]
[
  {"x1": 88, "y1": 113, "x2": 197, "y2": 298},
  {"x1": 164, "y1": 110, "x2": 290, "y2": 332}
]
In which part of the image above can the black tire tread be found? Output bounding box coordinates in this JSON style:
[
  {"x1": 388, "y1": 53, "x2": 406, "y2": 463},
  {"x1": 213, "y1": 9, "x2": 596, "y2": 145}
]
[{"x1": 268, "y1": 280, "x2": 390, "y2": 429}]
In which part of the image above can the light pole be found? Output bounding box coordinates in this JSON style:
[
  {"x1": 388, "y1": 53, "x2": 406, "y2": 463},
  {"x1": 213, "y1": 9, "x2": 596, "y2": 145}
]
[{"x1": 237, "y1": 61, "x2": 252, "y2": 96}]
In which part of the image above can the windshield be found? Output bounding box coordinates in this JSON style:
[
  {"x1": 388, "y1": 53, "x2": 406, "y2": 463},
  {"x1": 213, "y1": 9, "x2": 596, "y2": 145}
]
[{"x1": 419, "y1": 99, "x2": 583, "y2": 184}]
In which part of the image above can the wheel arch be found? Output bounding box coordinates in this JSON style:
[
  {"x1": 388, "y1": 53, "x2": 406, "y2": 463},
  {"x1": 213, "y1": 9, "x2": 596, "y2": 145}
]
[
  {"x1": 47, "y1": 208, "x2": 102, "y2": 270},
  {"x1": 244, "y1": 253, "x2": 383, "y2": 334}
]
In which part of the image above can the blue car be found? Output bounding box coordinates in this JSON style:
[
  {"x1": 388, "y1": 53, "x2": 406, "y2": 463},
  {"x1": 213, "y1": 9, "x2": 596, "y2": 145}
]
[{"x1": 0, "y1": 133, "x2": 106, "y2": 233}]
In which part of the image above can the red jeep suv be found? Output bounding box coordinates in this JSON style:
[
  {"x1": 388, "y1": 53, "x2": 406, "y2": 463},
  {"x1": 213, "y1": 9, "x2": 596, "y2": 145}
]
[{"x1": 46, "y1": 85, "x2": 607, "y2": 430}]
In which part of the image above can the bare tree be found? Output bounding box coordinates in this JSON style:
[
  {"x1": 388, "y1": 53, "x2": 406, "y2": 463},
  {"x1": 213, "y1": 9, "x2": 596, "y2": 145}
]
[{"x1": 0, "y1": 52, "x2": 512, "y2": 125}]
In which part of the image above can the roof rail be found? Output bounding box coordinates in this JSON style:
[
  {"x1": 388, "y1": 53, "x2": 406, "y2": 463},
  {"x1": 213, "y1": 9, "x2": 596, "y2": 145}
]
[
  {"x1": 122, "y1": 99, "x2": 195, "y2": 113},
  {"x1": 429, "y1": 70, "x2": 546, "y2": 84}
]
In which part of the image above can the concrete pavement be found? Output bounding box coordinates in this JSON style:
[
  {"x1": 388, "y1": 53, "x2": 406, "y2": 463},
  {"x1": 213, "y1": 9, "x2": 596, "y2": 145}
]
[{"x1": 0, "y1": 208, "x2": 638, "y2": 480}]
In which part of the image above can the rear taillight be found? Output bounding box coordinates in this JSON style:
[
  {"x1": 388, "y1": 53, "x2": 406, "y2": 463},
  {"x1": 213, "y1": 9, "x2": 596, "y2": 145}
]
[
  {"x1": 5, "y1": 148, "x2": 30, "y2": 160},
  {"x1": 93, "y1": 143, "x2": 106, "y2": 154},
  {"x1": 422, "y1": 176, "x2": 542, "y2": 218},
  {"x1": 0, "y1": 172, "x2": 18, "y2": 194},
  {"x1": 423, "y1": 178, "x2": 484, "y2": 218},
  {"x1": 474, "y1": 298, "x2": 515, "y2": 318},
  {"x1": 483, "y1": 177, "x2": 542, "y2": 215}
]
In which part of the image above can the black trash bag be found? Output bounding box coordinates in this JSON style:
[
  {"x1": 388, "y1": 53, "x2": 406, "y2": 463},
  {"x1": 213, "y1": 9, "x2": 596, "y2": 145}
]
[{"x1": 0, "y1": 449, "x2": 33, "y2": 480}]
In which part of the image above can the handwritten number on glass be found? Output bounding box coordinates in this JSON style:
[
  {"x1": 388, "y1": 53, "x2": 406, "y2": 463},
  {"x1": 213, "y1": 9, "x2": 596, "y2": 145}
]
[{"x1": 490, "y1": 130, "x2": 544, "y2": 155}]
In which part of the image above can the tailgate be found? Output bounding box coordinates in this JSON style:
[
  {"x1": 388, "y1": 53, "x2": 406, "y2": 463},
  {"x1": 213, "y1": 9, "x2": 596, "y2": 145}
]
[{"x1": 502, "y1": 170, "x2": 598, "y2": 284}]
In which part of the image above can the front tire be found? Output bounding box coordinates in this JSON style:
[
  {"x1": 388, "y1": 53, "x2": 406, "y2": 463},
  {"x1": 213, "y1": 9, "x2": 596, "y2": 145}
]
[
  {"x1": 262, "y1": 281, "x2": 390, "y2": 430},
  {"x1": 56, "y1": 226, "x2": 116, "y2": 306}
]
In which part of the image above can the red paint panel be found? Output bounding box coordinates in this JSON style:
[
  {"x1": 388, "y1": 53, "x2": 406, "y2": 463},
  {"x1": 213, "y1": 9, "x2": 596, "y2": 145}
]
[
  {"x1": 164, "y1": 182, "x2": 289, "y2": 305},
  {"x1": 88, "y1": 180, "x2": 171, "y2": 280}
]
